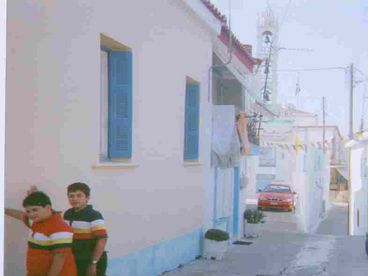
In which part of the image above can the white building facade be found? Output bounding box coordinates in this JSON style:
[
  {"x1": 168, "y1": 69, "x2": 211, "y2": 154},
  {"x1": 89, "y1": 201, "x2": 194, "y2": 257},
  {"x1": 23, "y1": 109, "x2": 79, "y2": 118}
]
[
  {"x1": 5, "y1": 1, "x2": 223, "y2": 275},
  {"x1": 346, "y1": 133, "x2": 368, "y2": 236}
]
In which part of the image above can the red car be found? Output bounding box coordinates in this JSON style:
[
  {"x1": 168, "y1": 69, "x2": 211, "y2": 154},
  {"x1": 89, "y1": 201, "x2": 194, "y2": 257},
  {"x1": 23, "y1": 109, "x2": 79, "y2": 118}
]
[{"x1": 257, "y1": 183, "x2": 297, "y2": 212}]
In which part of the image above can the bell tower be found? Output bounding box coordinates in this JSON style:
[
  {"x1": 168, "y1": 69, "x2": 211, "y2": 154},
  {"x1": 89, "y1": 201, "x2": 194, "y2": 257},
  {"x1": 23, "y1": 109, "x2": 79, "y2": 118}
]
[{"x1": 256, "y1": 2, "x2": 279, "y2": 106}]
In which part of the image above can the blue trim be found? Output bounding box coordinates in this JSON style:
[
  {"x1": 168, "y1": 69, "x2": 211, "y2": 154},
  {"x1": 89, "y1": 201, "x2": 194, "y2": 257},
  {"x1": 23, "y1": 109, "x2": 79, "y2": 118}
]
[
  {"x1": 184, "y1": 84, "x2": 200, "y2": 160},
  {"x1": 249, "y1": 144, "x2": 260, "y2": 155},
  {"x1": 108, "y1": 229, "x2": 202, "y2": 276},
  {"x1": 108, "y1": 51, "x2": 133, "y2": 158},
  {"x1": 233, "y1": 166, "x2": 240, "y2": 237},
  {"x1": 214, "y1": 216, "x2": 231, "y2": 233},
  {"x1": 213, "y1": 168, "x2": 218, "y2": 227},
  {"x1": 101, "y1": 45, "x2": 111, "y2": 53},
  {"x1": 213, "y1": 168, "x2": 231, "y2": 234}
]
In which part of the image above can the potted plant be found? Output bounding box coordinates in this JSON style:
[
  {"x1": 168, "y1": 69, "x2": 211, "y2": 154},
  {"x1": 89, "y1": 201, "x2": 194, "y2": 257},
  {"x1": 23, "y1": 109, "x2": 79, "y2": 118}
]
[
  {"x1": 203, "y1": 228, "x2": 229, "y2": 260},
  {"x1": 244, "y1": 209, "x2": 265, "y2": 238}
]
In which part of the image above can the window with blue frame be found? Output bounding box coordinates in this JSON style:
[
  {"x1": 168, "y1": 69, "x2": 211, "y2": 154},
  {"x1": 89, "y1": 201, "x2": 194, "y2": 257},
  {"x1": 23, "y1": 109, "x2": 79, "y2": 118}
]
[
  {"x1": 100, "y1": 35, "x2": 132, "y2": 161},
  {"x1": 184, "y1": 79, "x2": 200, "y2": 161}
]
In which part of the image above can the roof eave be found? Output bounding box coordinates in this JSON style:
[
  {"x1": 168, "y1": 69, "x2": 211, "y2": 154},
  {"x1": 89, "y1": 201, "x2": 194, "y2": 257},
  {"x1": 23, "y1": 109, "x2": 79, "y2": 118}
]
[{"x1": 182, "y1": 0, "x2": 223, "y2": 35}]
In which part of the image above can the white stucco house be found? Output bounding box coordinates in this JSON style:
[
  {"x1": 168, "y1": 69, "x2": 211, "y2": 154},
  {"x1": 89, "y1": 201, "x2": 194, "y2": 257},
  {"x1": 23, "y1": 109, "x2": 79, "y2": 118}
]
[
  {"x1": 0, "y1": 2, "x2": 6, "y2": 274},
  {"x1": 5, "y1": 1, "x2": 222, "y2": 275},
  {"x1": 249, "y1": 106, "x2": 334, "y2": 233},
  {"x1": 345, "y1": 131, "x2": 368, "y2": 236},
  {"x1": 202, "y1": 0, "x2": 262, "y2": 240},
  {"x1": 4, "y1": 0, "x2": 263, "y2": 275}
]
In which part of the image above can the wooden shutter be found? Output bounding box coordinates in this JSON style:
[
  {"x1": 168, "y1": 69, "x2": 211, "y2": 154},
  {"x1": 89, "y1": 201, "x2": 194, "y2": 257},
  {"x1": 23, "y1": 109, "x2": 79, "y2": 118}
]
[
  {"x1": 108, "y1": 51, "x2": 132, "y2": 159},
  {"x1": 184, "y1": 84, "x2": 200, "y2": 160}
]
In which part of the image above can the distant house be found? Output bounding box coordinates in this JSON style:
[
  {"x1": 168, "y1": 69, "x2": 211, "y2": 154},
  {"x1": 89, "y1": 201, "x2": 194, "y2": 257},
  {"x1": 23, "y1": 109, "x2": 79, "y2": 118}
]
[{"x1": 251, "y1": 105, "x2": 338, "y2": 232}]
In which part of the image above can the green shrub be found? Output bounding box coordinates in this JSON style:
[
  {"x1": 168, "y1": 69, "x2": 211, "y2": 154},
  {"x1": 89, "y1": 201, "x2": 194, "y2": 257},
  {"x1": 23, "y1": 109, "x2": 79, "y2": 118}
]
[
  {"x1": 204, "y1": 229, "x2": 229, "y2": 241},
  {"x1": 244, "y1": 209, "x2": 265, "y2": 224}
]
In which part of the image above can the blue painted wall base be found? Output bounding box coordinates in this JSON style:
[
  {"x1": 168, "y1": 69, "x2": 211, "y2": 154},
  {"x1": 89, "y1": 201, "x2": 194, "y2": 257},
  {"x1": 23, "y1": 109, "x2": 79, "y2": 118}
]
[{"x1": 108, "y1": 229, "x2": 202, "y2": 276}]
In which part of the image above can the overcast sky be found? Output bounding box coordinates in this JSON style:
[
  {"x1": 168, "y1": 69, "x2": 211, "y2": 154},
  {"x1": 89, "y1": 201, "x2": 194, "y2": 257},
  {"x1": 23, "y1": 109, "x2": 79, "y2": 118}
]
[{"x1": 209, "y1": 0, "x2": 368, "y2": 135}]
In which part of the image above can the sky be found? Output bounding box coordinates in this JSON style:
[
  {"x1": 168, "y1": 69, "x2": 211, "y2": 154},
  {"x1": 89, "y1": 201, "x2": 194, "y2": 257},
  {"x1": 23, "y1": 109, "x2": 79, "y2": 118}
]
[{"x1": 209, "y1": 0, "x2": 368, "y2": 136}]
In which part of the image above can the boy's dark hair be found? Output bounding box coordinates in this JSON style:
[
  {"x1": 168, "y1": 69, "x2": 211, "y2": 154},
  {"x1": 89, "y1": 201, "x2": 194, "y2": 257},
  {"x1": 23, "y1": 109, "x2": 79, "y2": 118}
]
[
  {"x1": 23, "y1": 191, "x2": 52, "y2": 208},
  {"x1": 67, "y1": 182, "x2": 90, "y2": 197}
]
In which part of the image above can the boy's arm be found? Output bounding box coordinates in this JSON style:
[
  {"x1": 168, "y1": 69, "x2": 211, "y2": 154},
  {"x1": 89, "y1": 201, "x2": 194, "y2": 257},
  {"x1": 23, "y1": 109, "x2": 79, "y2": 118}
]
[
  {"x1": 5, "y1": 208, "x2": 24, "y2": 221},
  {"x1": 47, "y1": 251, "x2": 67, "y2": 276},
  {"x1": 87, "y1": 238, "x2": 107, "y2": 276}
]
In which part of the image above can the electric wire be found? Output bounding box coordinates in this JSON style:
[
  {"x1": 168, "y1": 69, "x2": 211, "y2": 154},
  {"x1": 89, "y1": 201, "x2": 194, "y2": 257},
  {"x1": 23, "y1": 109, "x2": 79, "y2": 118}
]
[{"x1": 277, "y1": 66, "x2": 347, "y2": 72}]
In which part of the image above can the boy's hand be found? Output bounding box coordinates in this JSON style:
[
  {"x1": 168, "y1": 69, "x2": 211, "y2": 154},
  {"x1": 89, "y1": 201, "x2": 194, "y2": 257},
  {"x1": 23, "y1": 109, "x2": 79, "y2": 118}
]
[
  {"x1": 27, "y1": 185, "x2": 39, "y2": 195},
  {"x1": 87, "y1": 264, "x2": 97, "y2": 276},
  {"x1": 5, "y1": 208, "x2": 24, "y2": 221}
]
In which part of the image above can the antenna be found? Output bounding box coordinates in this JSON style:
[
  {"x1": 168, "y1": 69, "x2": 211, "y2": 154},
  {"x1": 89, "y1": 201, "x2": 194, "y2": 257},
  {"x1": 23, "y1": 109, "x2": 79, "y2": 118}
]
[
  {"x1": 228, "y1": 0, "x2": 232, "y2": 58},
  {"x1": 277, "y1": 46, "x2": 314, "y2": 52}
]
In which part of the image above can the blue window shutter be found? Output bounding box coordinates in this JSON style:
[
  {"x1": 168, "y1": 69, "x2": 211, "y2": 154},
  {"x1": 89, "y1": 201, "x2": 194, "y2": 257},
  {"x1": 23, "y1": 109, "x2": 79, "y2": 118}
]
[
  {"x1": 108, "y1": 51, "x2": 132, "y2": 159},
  {"x1": 184, "y1": 84, "x2": 200, "y2": 160}
]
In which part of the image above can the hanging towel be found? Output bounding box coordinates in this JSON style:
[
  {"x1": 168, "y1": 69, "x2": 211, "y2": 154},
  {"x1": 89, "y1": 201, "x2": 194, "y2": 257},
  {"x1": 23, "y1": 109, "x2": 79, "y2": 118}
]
[
  {"x1": 212, "y1": 105, "x2": 241, "y2": 168},
  {"x1": 236, "y1": 113, "x2": 251, "y2": 155}
]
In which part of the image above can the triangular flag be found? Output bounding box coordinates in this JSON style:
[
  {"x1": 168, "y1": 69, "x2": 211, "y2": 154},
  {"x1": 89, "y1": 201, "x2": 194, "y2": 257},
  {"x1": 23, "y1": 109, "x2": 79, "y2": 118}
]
[{"x1": 293, "y1": 134, "x2": 302, "y2": 155}]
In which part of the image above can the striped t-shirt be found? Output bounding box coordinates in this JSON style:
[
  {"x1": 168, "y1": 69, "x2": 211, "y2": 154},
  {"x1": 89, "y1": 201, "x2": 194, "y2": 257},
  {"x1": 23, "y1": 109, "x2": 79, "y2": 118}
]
[
  {"x1": 63, "y1": 205, "x2": 108, "y2": 261},
  {"x1": 23, "y1": 212, "x2": 77, "y2": 276}
]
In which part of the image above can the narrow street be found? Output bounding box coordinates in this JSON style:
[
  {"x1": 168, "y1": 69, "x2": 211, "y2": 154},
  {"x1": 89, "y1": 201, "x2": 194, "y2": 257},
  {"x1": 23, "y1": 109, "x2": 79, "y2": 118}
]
[{"x1": 165, "y1": 203, "x2": 368, "y2": 276}]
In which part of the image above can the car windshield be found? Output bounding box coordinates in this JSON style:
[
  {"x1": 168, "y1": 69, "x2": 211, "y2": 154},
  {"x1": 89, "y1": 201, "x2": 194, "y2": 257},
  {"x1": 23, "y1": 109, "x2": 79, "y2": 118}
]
[{"x1": 263, "y1": 185, "x2": 291, "y2": 193}]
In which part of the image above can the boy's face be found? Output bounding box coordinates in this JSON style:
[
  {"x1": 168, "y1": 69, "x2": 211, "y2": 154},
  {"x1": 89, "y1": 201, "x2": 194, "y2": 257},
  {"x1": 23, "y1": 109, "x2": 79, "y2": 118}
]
[
  {"x1": 25, "y1": 205, "x2": 52, "y2": 223},
  {"x1": 67, "y1": 190, "x2": 89, "y2": 210}
]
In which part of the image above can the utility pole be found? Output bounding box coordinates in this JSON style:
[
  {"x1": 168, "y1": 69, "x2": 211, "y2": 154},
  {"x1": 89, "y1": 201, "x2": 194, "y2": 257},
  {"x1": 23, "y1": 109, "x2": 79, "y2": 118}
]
[
  {"x1": 262, "y1": 41, "x2": 273, "y2": 102},
  {"x1": 348, "y1": 63, "x2": 354, "y2": 235},
  {"x1": 349, "y1": 63, "x2": 354, "y2": 138},
  {"x1": 322, "y1": 97, "x2": 326, "y2": 153}
]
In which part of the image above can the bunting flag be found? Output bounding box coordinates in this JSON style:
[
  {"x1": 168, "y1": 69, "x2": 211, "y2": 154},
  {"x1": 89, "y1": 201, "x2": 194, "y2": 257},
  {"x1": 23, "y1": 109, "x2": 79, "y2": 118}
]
[
  {"x1": 257, "y1": 139, "x2": 333, "y2": 153},
  {"x1": 301, "y1": 144, "x2": 307, "y2": 152},
  {"x1": 317, "y1": 142, "x2": 322, "y2": 149},
  {"x1": 324, "y1": 140, "x2": 330, "y2": 148},
  {"x1": 293, "y1": 134, "x2": 303, "y2": 155}
]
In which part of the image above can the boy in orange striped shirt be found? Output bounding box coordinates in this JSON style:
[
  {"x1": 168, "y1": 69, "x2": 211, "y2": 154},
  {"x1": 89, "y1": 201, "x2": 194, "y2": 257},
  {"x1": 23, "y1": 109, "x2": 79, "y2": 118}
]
[{"x1": 6, "y1": 191, "x2": 77, "y2": 276}]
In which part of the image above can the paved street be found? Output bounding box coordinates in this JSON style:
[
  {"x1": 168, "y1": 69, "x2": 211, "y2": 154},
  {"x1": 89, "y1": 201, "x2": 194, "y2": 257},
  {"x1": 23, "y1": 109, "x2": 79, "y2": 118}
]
[
  {"x1": 257, "y1": 206, "x2": 303, "y2": 234},
  {"x1": 315, "y1": 202, "x2": 348, "y2": 236},
  {"x1": 165, "y1": 203, "x2": 368, "y2": 276}
]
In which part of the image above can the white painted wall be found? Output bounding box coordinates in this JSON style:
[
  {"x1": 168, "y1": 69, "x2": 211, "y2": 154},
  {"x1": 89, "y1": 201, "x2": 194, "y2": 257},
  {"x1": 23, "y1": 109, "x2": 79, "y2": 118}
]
[
  {"x1": 292, "y1": 115, "x2": 318, "y2": 126},
  {"x1": 300, "y1": 148, "x2": 330, "y2": 233},
  {"x1": 245, "y1": 155, "x2": 259, "y2": 202},
  {"x1": 0, "y1": 1, "x2": 7, "y2": 273},
  {"x1": 5, "y1": 0, "x2": 214, "y2": 274},
  {"x1": 351, "y1": 146, "x2": 368, "y2": 236}
]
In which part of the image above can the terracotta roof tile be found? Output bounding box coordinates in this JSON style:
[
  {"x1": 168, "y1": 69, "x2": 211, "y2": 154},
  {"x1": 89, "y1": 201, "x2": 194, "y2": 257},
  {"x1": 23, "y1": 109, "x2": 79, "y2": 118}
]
[
  {"x1": 201, "y1": 0, "x2": 227, "y2": 23},
  {"x1": 201, "y1": 0, "x2": 257, "y2": 71}
]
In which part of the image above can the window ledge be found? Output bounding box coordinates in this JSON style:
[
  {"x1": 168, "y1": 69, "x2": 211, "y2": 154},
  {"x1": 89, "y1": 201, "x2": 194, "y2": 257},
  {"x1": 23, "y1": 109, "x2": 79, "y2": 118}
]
[
  {"x1": 183, "y1": 161, "x2": 203, "y2": 167},
  {"x1": 92, "y1": 162, "x2": 139, "y2": 169}
]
